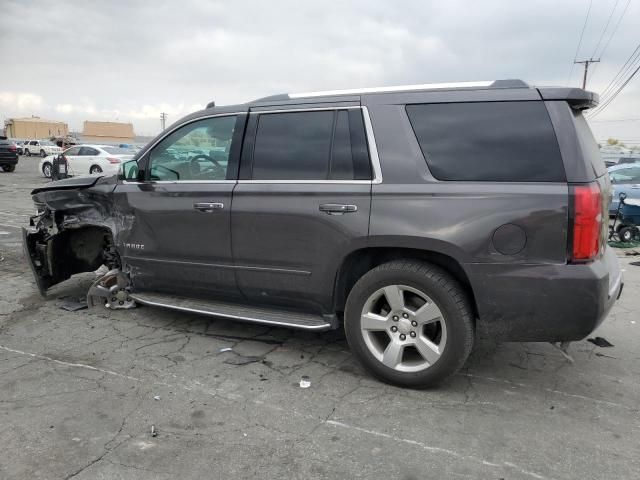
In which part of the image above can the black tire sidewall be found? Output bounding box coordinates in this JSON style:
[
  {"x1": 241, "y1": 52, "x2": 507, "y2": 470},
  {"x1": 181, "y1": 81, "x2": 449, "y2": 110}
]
[
  {"x1": 43, "y1": 163, "x2": 52, "y2": 177},
  {"x1": 344, "y1": 262, "x2": 473, "y2": 387}
]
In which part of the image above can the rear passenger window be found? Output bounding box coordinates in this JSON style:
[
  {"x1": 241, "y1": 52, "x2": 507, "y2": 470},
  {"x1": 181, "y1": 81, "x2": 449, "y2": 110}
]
[
  {"x1": 406, "y1": 102, "x2": 565, "y2": 182},
  {"x1": 251, "y1": 109, "x2": 371, "y2": 180}
]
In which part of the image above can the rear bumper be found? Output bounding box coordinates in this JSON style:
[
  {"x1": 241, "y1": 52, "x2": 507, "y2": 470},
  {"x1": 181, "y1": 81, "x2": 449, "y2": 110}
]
[
  {"x1": 0, "y1": 155, "x2": 18, "y2": 166},
  {"x1": 468, "y1": 247, "x2": 622, "y2": 342}
]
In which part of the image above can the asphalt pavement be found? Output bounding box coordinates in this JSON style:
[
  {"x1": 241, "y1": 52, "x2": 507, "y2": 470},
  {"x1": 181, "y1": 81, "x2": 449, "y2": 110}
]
[{"x1": 1, "y1": 157, "x2": 638, "y2": 479}]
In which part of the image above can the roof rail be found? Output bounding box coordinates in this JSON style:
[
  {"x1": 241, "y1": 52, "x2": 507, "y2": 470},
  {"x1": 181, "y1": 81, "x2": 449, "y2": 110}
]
[{"x1": 285, "y1": 79, "x2": 528, "y2": 99}]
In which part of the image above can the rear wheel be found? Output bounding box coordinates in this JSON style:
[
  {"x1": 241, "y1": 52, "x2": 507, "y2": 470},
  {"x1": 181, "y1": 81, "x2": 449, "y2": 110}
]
[
  {"x1": 344, "y1": 260, "x2": 474, "y2": 387},
  {"x1": 90, "y1": 165, "x2": 103, "y2": 174},
  {"x1": 40, "y1": 149, "x2": 46, "y2": 158},
  {"x1": 25, "y1": 149, "x2": 31, "y2": 157},
  {"x1": 42, "y1": 162, "x2": 52, "y2": 178},
  {"x1": 2, "y1": 165, "x2": 16, "y2": 172}
]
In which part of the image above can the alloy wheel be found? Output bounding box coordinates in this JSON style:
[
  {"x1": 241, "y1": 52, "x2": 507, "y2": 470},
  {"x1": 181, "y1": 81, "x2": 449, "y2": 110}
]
[{"x1": 360, "y1": 284, "x2": 447, "y2": 373}]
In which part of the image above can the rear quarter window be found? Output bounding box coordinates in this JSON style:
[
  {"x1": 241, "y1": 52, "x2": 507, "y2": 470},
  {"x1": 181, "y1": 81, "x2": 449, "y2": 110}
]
[
  {"x1": 406, "y1": 101, "x2": 565, "y2": 182},
  {"x1": 572, "y1": 111, "x2": 606, "y2": 178}
]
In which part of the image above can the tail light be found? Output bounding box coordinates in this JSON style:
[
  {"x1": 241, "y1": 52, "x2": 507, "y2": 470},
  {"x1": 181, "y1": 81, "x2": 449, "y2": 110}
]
[
  {"x1": 107, "y1": 157, "x2": 121, "y2": 164},
  {"x1": 9, "y1": 145, "x2": 17, "y2": 152},
  {"x1": 569, "y1": 182, "x2": 603, "y2": 262}
]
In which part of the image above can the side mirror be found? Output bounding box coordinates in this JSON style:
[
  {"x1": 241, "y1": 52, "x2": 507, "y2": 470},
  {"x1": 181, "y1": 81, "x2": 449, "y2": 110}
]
[{"x1": 120, "y1": 159, "x2": 139, "y2": 181}]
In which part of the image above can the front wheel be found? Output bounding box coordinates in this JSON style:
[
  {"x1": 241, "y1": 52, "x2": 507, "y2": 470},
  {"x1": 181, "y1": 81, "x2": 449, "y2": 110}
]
[
  {"x1": 90, "y1": 165, "x2": 103, "y2": 174},
  {"x1": 344, "y1": 260, "x2": 474, "y2": 387},
  {"x1": 40, "y1": 149, "x2": 46, "y2": 158},
  {"x1": 25, "y1": 149, "x2": 31, "y2": 157},
  {"x1": 2, "y1": 165, "x2": 16, "y2": 172}
]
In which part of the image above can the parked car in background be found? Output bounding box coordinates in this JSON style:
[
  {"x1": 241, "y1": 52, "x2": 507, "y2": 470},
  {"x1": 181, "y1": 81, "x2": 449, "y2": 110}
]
[
  {"x1": 39, "y1": 145, "x2": 135, "y2": 178},
  {"x1": 12, "y1": 140, "x2": 26, "y2": 155},
  {"x1": 604, "y1": 156, "x2": 640, "y2": 168},
  {"x1": 609, "y1": 163, "x2": 640, "y2": 215},
  {"x1": 0, "y1": 137, "x2": 19, "y2": 172},
  {"x1": 24, "y1": 80, "x2": 622, "y2": 387},
  {"x1": 24, "y1": 140, "x2": 62, "y2": 157}
]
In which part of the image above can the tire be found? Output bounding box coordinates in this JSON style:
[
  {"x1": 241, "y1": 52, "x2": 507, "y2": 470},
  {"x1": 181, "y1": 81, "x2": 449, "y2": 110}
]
[
  {"x1": 40, "y1": 149, "x2": 46, "y2": 158},
  {"x1": 25, "y1": 149, "x2": 31, "y2": 157},
  {"x1": 42, "y1": 162, "x2": 52, "y2": 178},
  {"x1": 90, "y1": 165, "x2": 103, "y2": 174},
  {"x1": 619, "y1": 226, "x2": 634, "y2": 243},
  {"x1": 2, "y1": 165, "x2": 16, "y2": 172},
  {"x1": 344, "y1": 260, "x2": 474, "y2": 388}
]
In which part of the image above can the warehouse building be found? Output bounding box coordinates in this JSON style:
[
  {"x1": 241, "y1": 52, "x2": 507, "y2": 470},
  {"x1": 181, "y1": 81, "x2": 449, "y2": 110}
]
[
  {"x1": 4, "y1": 117, "x2": 69, "y2": 139},
  {"x1": 81, "y1": 121, "x2": 135, "y2": 145}
]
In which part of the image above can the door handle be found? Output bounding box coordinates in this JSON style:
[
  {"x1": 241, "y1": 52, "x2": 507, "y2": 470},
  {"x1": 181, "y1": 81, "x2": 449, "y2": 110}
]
[
  {"x1": 319, "y1": 203, "x2": 358, "y2": 215},
  {"x1": 193, "y1": 202, "x2": 224, "y2": 212}
]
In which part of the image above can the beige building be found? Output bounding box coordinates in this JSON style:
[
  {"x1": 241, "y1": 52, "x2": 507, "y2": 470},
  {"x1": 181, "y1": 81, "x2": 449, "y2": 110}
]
[
  {"x1": 4, "y1": 117, "x2": 69, "y2": 139},
  {"x1": 82, "y1": 121, "x2": 135, "y2": 145}
]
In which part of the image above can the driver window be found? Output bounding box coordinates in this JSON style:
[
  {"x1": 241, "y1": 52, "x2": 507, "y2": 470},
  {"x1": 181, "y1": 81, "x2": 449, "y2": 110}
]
[{"x1": 148, "y1": 115, "x2": 237, "y2": 181}]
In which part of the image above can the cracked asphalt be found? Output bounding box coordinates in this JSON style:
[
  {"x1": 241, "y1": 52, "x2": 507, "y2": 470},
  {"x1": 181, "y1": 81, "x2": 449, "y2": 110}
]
[{"x1": 1, "y1": 159, "x2": 639, "y2": 479}]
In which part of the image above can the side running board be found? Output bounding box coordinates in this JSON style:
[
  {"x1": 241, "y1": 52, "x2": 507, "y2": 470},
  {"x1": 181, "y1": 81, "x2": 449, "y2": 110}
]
[{"x1": 129, "y1": 292, "x2": 336, "y2": 331}]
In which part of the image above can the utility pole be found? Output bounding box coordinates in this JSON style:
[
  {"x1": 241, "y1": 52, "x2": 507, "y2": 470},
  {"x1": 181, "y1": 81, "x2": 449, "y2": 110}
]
[
  {"x1": 160, "y1": 112, "x2": 168, "y2": 131},
  {"x1": 574, "y1": 58, "x2": 600, "y2": 89}
]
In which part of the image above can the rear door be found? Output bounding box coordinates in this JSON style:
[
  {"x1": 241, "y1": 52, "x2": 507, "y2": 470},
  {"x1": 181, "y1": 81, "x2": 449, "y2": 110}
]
[
  {"x1": 231, "y1": 106, "x2": 375, "y2": 312},
  {"x1": 62, "y1": 146, "x2": 82, "y2": 175},
  {"x1": 79, "y1": 146, "x2": 101, "y2": 174}
]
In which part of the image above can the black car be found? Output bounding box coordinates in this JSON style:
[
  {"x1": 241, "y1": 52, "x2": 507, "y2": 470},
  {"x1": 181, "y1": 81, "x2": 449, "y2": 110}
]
[
  {"x1": 0, "y1": 137, "x2": 19, "y2": 172},
  {"x1": 23, "y1": 80, "x2": 622, "y2": 387}
]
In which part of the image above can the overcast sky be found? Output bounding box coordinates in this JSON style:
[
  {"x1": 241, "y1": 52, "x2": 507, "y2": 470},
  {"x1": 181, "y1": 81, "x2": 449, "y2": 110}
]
[{"x1": 1, "y1": 0, "x2": 639, "y2": 142}]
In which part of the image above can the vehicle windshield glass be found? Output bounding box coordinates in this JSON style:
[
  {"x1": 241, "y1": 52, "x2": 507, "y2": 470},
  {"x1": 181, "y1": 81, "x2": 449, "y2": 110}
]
[
  {"x1": 103, "y1": 146, "x2": 133, "y2": 154},
  {"x1": 40, "y1": 141, "x2": 54, "y2": 146}
]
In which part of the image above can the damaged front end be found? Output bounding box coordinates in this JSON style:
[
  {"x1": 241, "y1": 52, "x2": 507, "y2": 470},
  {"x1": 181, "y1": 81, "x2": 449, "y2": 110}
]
[{"x1": 22, "y1": 176, "x2": 127, "y2": 302}]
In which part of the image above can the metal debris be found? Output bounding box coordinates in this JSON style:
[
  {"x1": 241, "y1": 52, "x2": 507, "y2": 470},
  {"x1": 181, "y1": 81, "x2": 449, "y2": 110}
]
[
  {"x1": 587, "y1": 337, "x2": 614, "y2": 348},
  {"x1": 299, "y1": 375, "x2": 311, "y2": 388}
]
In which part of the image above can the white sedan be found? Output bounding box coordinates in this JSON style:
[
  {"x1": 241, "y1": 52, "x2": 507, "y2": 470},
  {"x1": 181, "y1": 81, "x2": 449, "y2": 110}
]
[{"x1": 39, "y1": 145, "x2": 136, "y2": 178}]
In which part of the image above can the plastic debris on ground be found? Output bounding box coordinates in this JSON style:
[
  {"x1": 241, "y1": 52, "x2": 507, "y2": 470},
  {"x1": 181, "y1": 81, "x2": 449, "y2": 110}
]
[
  {"x1": 153, "y1": 395, "x2": 160, "y2": 401},
  {"x1": 299, "y1": 376, "x2": 311, "y2": 388},
  {"x1": 587, "y1": 337, "x2": 614, "y2": 348},
  {"x1": 219, "y1": 347, "x2": 233, "y2": 353},
  {"x1": 150, "y1": 425, "x2": 157, "y2": 437},
  {"x1": 60, "y1": 297, "x2": 88, "y2": 311}
]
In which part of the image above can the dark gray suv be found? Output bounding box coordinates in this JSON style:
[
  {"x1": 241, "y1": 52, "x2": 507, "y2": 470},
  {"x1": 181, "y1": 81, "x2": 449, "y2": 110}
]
[{"x1": 23, "y1": 80, "x2": 622, "y2": 387}]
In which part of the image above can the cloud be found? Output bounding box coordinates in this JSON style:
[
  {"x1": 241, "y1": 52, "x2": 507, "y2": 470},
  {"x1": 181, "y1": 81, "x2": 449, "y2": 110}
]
[
  {"x1": 1, "y1": 0, "x2": 639, "y2": 138},
  {"x1": 0, "y1": 92, "x2": 44, "y2": 111}
]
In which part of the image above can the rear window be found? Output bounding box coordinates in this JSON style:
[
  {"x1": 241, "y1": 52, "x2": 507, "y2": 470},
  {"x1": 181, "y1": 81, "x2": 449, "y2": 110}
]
[
  {"x1": 103, "y1": 146, "x2": 133, "y2": 154},
  {"x1": 573, "y1": 111, "x2": 606, "y2": 178},
  {"x1": 406, "y1": 101, "x2": 565, "y2": 182}
]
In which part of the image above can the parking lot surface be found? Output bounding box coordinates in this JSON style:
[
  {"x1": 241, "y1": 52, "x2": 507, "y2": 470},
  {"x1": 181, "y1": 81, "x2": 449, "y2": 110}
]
[{"x1": 1, "y1": 158, "x2": 639, "y2": 479}]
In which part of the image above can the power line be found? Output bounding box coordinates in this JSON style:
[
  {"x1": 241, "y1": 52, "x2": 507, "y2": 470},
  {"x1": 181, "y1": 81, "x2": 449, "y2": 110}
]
[
  {"x1": 566, "y1": 0, "x2": 594, "y2": 85},
  {"x1": 597, "y1": 41, "x2": 640, "y2": 100},
  {"x1": 589, "y1": 63, "x2": 640, "y2": 117},
  {"x1": 592, "y1": 0, "x2": 631, "y2": 64},
  {"x1": 590, "y1": 0, "x2": 620, "y2": 58}
]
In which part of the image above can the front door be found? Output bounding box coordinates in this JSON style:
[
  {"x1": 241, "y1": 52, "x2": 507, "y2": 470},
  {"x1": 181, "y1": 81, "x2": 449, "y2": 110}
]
[
  {"x1": 231, "y1": 107, "x2": 374, "y2": 312},
  {"x1": 113, "y1": 113, "x2": 245, "y2": 299},
  {"x1": 61, "y1": 146, "x2": 82, "y2": 176}
]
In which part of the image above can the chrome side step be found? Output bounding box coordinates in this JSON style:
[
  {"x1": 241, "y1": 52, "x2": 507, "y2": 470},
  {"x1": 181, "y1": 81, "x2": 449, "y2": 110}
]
[{"x1": 129, "y1": 291, "x2": 335, "y2": 331}]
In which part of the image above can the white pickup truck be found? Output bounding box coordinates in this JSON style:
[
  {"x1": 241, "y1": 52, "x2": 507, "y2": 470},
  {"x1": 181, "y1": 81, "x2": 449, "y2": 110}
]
[{"x1": 23, "y1": 140, "x2": 62, "y2": 157}]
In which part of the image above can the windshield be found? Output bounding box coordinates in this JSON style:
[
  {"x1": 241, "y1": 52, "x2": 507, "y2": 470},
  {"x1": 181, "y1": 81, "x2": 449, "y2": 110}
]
[{"x1": 40, "y1": 141, "x2": 54, "y2": 146}]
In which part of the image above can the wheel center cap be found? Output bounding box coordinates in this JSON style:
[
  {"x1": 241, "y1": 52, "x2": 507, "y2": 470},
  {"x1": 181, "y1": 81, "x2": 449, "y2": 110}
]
[{"x1": 397, "y1": 318, "x2": 412, "y2": 334}]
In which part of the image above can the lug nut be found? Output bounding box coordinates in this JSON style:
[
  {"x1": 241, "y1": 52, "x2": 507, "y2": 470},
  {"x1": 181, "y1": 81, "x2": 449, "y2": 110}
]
[
  {"x1": 410, "y1": 331, "x2": 416, "y2": 338},
  {"x1": 411, "y1": 320, "x2": 418, "y2": 327},
  {"x1": 402, "y1": 313, "x2": 409, "y2": 319},
  {"x1": 392, "y1": 315, "x2": 399, "y2": 321},
  {"x1": 391, "y1": 326, "x2": 398, "y2": 332},
  {"x1": 399, "y1": 334, "x2": 406, "y2": 341}
]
